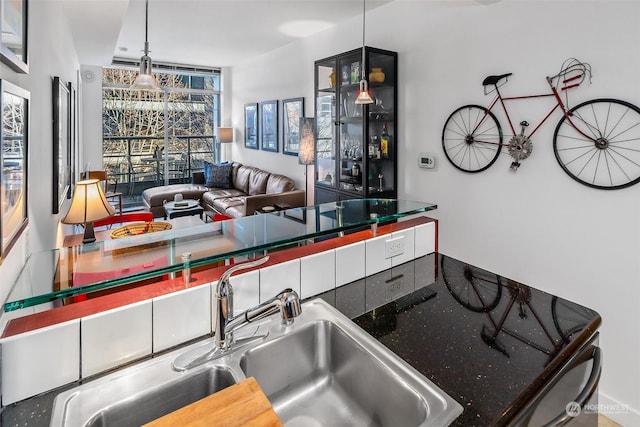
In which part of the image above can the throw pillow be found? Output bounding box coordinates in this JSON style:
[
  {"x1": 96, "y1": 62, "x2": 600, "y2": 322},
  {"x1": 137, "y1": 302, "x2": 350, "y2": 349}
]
[{"x1": 203, "y1": 161, "x2": 233, "y2": 189}]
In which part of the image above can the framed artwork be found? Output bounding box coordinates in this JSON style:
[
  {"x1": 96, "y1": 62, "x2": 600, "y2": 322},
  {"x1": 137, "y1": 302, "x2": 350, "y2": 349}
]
[
  {"x1": 52, "y1": 76, "x2": 71, "y2": 214},
  {"x1": 68, "y1": 81, "x2": 80, "y2": 190},
  {"x1": 281, "y1": 97, "x2": 304, "y2": 156},
  {"x1": 244, "y1": 103, "x2": 258, "y2": 149},
  {"x1": 260, "y1": 100, "x2": 278, "y2": 152},
  {"x1": 0, "y1": 80, "x2": 29, "y2": 264},
  {"x1": 0, "y1": 0, "x2": 28, "y2": 73}
]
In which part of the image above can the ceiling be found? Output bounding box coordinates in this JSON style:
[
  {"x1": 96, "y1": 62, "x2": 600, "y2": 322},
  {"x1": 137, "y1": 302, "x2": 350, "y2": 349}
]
[{"x1": 63, "y1": 0, "x2": 394, "y2": 68}]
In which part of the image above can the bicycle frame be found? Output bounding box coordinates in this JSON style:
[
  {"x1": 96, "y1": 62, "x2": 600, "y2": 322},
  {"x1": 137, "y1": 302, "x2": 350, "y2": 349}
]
[
  {"x1": 474, "y1": 73, "x2": 591, "y2": 144},
  {"x1": 443, "y1": 59, "x2": 640, "y2": 188}
]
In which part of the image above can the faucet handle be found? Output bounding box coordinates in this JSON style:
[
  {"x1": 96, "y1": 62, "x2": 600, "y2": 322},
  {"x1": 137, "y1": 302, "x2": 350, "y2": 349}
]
[{"x1": 277, "y1": 288, "x2": 302, "y2": 324}]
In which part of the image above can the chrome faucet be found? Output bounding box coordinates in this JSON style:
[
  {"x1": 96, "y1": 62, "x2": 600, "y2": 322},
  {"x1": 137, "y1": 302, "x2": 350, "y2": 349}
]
[
  {"x1": 214, "y1": 256, "x2": 302, "y2": 350},
  {"x1": 173, "y1": 256, "x2": 302, "y2": 371}
]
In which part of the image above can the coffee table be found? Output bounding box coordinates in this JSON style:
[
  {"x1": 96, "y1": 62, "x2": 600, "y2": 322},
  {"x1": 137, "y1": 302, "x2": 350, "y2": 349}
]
[{"x1": 163, "y1": 199, "x2": 204, "y2": 220}]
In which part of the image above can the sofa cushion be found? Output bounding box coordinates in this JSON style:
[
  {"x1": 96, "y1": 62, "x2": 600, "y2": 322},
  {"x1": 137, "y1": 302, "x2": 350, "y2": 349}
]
[
  {"x1": 202, "y1": 188, "x2": 246, "y2": 206},
  {"x1": 266, "y1": 173, "x2": 295, "y2": 194},
  {"x1": 142, "y1": 184, "x2": 208, "y2": 207},
  {"x1": 248, "y1": 168, "x2": 270, "y2": 195},
  {"x1": 203, "y1": 161, "x2": 233, "y2": 189},
  {"x1": 234, "y1": 166, "x2": 252, "y2": 194},
  {"x1": 224, "y1": 205, "x2": 246, "y2": 218},
  {"x1": 212, "y1": 197, "x2": 244, "y2": 214}
]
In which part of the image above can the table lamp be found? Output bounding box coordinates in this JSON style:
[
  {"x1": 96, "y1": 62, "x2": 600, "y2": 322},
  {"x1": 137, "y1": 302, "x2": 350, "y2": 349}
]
[{"x1": 61, "y1": 179, "x2": 116, "y2": 244}]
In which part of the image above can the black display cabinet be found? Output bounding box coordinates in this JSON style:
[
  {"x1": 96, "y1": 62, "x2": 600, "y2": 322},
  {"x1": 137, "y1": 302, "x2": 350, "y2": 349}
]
[{"x1": 314, "y1": 47, "x2": 398, "y2": 204}]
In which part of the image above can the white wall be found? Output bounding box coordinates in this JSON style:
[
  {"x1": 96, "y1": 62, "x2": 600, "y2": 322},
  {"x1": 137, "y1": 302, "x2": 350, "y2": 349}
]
[
  {"x1": 231, "y1": 1, "x2": 639, "y2": 422},
  {"x1": 0, "y1": 1, "x2": 80, "y2": 306}
]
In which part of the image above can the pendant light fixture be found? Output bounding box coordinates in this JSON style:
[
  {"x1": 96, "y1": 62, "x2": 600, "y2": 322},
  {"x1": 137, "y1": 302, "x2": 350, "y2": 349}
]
[
  {"x1": 355, "y1": 0, "x2": 373, "y2": 105},
  {"x1": 130, "y1": 0, "x2": 161, "y2": 91}
]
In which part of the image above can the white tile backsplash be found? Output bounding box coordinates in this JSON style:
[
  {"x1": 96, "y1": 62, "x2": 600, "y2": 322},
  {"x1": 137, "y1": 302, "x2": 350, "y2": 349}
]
[
  {"x1": 81, "y1": 300, "x2": 152, "y2": 378},
  {"x1": 153, "y1": 284, "x2": 210, "y2": 353},
  {"x1": 300, "y1": 250, "x2": 336, "y2": 299},
  {"x1": 229, "y1": 270, "x2": 261, "y2": 314},
  {"x1": 336, "y1": 241, "x2": 365, "y2": 286},
  {"x1": 415, "y1": 221, "x2": 436, "y2": 257},
  {"x1": 259, "y1": 259, "x2": 300, "y2": 302},
  {"x1": 1, "y1": 319, "x2": 80, "y2": 405},
  {"x1": 2, "y1": 222, "x2": 438, "y2": 403}
]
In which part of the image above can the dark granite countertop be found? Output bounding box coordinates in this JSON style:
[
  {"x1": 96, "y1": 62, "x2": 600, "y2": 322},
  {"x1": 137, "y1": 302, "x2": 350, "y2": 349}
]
[
  {"x1": 1, "y1": 253, "x2": 600, "y2": 426},
  {"x1": 316, "y1": 253, "x2": 601, "y2": 426}
]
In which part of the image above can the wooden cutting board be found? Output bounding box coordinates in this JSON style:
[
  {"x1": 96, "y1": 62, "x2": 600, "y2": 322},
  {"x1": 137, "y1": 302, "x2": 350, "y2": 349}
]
[{"x1": 143, "y1": 377, "x2": 283, "y2": 427}]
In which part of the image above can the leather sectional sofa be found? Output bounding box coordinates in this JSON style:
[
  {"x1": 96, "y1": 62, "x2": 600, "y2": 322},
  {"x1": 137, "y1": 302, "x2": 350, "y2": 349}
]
[{"x1": 142, "y1": 162, "x2": 305, "y2": 219}]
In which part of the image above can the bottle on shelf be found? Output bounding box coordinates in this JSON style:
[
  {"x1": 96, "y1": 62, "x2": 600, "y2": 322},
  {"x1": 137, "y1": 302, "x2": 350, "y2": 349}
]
[
  {"x1": 369, "y1": 135, "x2": 380, "y2": 159},
  {"x1": 351, "y1": 162, "x2": 361, "y2": 179},
  {"x1": 381, "y1": 123, "x2": 392, "y2": 160}
]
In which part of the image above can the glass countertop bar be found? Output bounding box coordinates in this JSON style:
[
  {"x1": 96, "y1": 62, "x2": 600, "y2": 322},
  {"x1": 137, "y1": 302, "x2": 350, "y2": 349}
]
[{"x1": 4, "y1": 199, "x2": 437, "y2": 311}]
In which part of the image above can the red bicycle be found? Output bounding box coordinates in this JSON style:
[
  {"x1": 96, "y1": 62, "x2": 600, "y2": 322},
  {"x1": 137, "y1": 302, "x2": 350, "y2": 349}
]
[{"x1": 442, "y1": 59, "x2": 640, "y2": 189}]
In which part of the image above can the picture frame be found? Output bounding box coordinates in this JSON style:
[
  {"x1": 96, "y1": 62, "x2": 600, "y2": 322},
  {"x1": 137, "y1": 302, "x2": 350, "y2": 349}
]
[
  {"x1": 52, "y1": 76, "x2": 71, "y2": 214},
  {"x1": 260, "y1": 100, "x2": 278, "y2": 152},
  {"x1": 0, "y1": 80, "x2": 29, "y2": 265},
  {"x1": 244, "y1": 103, "x2": 258, "y2": 150},
  {"x1": 281, "y1": 97, "x2": 304, "y2": 156},
  {"x1": 69, "y1": 82, "x2": 79, "y2": 188},
  {"x1": 0, "y1": 0, "x2": 28, "y2": 74},
  {"x1": 350, "y1": 61, "x2": 360, "y2": 84}
]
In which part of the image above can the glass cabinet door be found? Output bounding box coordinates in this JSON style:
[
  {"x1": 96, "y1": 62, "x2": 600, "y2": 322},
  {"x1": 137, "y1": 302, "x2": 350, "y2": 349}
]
[
  {"x1": 314, "y1": 47, "x2": 397, "y2": 203},
  {"x1": 338, "y1": 52, "x2": 364, "y2": 195},
  {"x1": 365, "y1": 50, "x2": 396, "y2": 196},
  {"x1": 315, "y1": 59, "x2": 337, "y2": 189}
]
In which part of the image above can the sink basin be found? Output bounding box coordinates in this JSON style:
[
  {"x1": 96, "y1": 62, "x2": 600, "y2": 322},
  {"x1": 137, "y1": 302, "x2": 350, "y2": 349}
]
[
  {"x1": 51, "y1": 299, "x2": 462, "y2": 426},
  {"x1": 51, "y1": 359, "x2": 237, "y2": 427},
  {"x1": 241, "y1": 320, "x2": 434, "y2": 426}
]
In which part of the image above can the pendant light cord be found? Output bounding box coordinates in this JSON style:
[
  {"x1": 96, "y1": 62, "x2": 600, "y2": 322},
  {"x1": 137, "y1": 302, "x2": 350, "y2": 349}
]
[
  {"x1": 145, "y1": 0, "x2": 149, "y2": 43},
  {"x1": 361, "y1": 0, "x2": 366, "y2": 68}
]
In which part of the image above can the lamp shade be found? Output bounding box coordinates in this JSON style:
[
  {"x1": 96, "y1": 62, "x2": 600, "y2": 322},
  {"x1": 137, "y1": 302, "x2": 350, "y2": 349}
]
[
  {"x1": 217, "y1": 127, "x2": 234, "y2": 144},
  {"x1": 131, "y1": 58, "x2": 161, "y2": 91},
  {"x1": 62, "y1": 179, "x2": 116, "y2": 225},
  {"x1": 130, "y1": 0, "x2": 161, "y2": 92},
  {"x1": 298, "y1": 118, "x2": 315, "y2": 165},
  {"x1": 355, "y1": 79, "x2": 374, "y2": 105}
]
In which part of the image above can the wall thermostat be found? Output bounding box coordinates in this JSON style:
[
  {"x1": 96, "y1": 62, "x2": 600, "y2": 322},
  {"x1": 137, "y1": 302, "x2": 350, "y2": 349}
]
[{"x1": 419, "y1": 152, "x2": 437, "y2": 170}]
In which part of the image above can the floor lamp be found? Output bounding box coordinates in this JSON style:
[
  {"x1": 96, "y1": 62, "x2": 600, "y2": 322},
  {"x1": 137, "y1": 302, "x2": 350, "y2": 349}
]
[
  {"x1": 216, "y1": 127, "x2": 234, "y2": 163},
  {"x1": 298, "y1": 118, "x2": 315, "y2": 206}
]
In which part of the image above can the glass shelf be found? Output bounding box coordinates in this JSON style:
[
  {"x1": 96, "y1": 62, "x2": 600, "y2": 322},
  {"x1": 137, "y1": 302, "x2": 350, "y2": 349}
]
[{"x1": 4, "y1": 199, "x2": 437, "y2": 311}]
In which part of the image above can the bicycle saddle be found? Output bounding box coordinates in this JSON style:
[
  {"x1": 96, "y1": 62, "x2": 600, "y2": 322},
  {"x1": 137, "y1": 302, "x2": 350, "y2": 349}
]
[{"x1": 482, "y1": 73, "x2": 512, "y2": 86}]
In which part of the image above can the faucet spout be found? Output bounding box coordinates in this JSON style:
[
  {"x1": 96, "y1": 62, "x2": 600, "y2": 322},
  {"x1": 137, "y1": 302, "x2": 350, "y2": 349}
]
[{"x1": 224, "y1": 288, "x2": 302, "y2": 345}]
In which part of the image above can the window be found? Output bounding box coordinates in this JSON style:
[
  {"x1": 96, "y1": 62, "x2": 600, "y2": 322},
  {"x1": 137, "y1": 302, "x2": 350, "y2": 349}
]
[{"x1": 102, "y1": 66, "x2": 221, "y2": 205}]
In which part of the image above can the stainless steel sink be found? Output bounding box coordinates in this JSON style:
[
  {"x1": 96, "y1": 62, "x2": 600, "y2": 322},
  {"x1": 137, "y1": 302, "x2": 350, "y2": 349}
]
[
  {"x1": 51, "y1": 299, "x2": 462, "y2": 427},
  {"x1": 241, "y1": 320, "x2": 434, "y2": 426},
  {"x1": 51, "y1": 357, "x2": 236, "y2": 427}
]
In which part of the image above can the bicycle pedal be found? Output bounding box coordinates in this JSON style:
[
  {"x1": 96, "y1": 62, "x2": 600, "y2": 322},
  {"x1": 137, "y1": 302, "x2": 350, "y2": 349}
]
[{"x1": 510, "y1": 161, "x2": 521, "y2": 171}]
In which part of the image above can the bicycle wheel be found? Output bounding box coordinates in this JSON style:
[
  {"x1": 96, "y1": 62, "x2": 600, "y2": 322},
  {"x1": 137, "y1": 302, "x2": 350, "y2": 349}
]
[
  {"x1": 553, "y1": 98, "x2": 640, "y2": 189},
  {"x1": 441, "y1": 256, "x2": 502, "y2": 312},
  {"x1": 442, "y1": 104, "x2": 503, "y2": 172}
]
